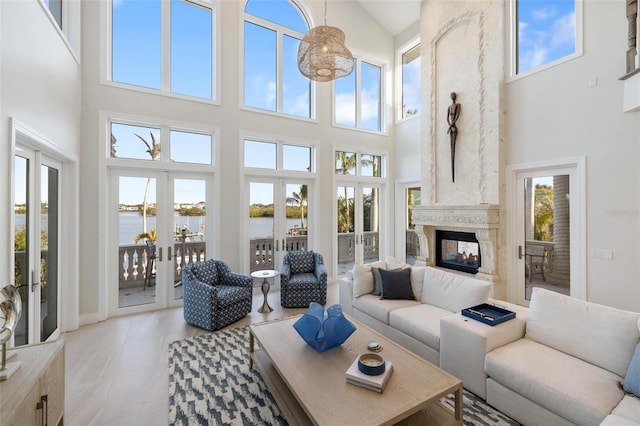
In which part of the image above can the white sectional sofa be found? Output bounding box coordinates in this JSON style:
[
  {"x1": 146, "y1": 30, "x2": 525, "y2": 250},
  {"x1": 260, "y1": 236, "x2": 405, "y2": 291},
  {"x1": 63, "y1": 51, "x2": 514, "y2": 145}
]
[
  {"x1": 338, "y1": 258, "x2": 492, "y2": 366},
  {"x1": 445, "y1": 287, "x2": 640, "y2": 426},
  {"x1": 340, "y1": 261, "x2": 640, "y2": 426}
]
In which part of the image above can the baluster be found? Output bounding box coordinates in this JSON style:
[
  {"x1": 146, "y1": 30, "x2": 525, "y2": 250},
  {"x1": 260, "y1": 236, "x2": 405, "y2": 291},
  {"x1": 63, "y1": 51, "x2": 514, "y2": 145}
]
[
  {"x1": 132, "y1": 250, "x2": 139, "y2": 280},
  {"x1": 122, "y1": 250, "x2": 129, "y2": 281}
]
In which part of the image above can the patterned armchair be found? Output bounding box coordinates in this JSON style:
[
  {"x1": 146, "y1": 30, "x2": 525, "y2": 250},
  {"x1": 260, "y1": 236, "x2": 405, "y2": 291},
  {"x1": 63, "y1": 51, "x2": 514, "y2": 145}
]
[
  {"x1": 182, "y1": 259, "x2": 253, "y2": 331},
  {"x1": 280, "y1": 251, "x2": 327, "y2": 308}
]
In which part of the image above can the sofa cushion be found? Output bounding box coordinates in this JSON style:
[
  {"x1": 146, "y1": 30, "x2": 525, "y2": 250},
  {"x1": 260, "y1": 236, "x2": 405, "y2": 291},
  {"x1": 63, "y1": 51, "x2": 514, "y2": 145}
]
[
  {"x1": 624, "y1": 343, "x2": 640, "y2": 397},
  {"x1": 420, "y1": 267, "x2": 491, "y2": 313},
  {"x1": 389, "y1": 304, "x2": 452, "y2": 351},
  {"x1": 526, "y1": 288, "x2": 640, "y2": 377},
  {"x1": 485, "y1": 338, "x2": 625, "y2": 426},
  {"x1": 352, "y1": 261, "x2": 386, "y2": 297},
  {"x1": 353, "y1": 294, "x2": 418, "y2": 324},
  {"x1": 380, "y1": 268, "x2": 415, "y2": 300},
  {"x1": 611, "y1": 395, "x2": 640, "y2": 423}
]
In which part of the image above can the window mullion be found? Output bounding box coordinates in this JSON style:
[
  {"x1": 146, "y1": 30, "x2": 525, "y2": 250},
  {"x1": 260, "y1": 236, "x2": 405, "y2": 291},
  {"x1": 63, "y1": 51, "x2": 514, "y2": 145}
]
[
  {"x1": 277, "y1": 30, "x2": 284, "y2": 113},
  {"x1": 355, "y1": 59, "x2": 362, "y2": 129},
  {"x1": 162, "y1": 0, "x2": 171, "y2": 92}
]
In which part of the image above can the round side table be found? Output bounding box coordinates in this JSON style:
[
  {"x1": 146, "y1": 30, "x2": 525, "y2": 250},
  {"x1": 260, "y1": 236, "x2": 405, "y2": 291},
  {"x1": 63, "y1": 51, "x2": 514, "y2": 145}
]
[{"x1": 251, "y1": 270, "x2": 280, "y2": 313}]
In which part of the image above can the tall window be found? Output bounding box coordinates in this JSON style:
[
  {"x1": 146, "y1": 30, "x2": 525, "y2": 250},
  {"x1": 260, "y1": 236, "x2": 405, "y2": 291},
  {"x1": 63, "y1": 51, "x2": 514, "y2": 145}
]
[
  {"x1": 515, "y1": 0, "x2": 580, "y2": 75},
  {"x1": 398, "y1": 40, "x2": 420, "y2": 120},
  {"x1": 334, "y1": 59, "x2": 384, "y2": 132},
  {"x1": 243, "y1": 0, "x2": 312, "y2": 118},
  {"x1": 111, "y1": 0, "x2": 215, "y2": 100},
  {"x1": 42, "y1": 0, "x2": 62, "y2": 29}
]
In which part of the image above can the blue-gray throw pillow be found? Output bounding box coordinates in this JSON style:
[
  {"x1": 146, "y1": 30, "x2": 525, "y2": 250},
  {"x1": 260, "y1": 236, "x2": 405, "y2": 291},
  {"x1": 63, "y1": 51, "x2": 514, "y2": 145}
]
[
  {"x1": 380, "y1": 268, "x2": 414, "y2": 300},
  {"x1": 623, "y1": 343, "x2": 640, "y2": 397},
  {"x1": 371, "y1": 267, "x2": 383, "y2": 296}
]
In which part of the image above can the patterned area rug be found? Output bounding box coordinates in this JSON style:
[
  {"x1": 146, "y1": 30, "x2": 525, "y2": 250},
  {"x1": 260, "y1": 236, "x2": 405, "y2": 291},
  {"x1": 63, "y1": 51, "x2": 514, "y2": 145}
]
[{"x1": 168, "y1": 326, "x2": 520, "y2": 426}]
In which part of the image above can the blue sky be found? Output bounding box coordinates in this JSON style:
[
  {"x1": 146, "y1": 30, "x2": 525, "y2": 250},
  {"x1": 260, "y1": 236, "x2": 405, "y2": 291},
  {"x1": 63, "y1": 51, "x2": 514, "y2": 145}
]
[
  {"x1": 518, "y1": 0, "x2": 576, "y2": 73},
  {"x1": 18, "y1": 0, "x2": 575, "y2": 209}
]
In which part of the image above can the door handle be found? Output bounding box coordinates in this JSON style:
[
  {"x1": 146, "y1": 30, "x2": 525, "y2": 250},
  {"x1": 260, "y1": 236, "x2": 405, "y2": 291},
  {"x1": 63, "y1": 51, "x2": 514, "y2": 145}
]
[
  {"x1": 158, "y1": 247, "x2": 163, "y2": 262},
  {"x1": 275, "y1": 239, "x2": 278, "y2": 251},
  {"x1": 282, "y1": 239, "x2": 285, "y2": 251},
  {"x1": 168, "y1": 246, "x2": 172, "y2": 261},
  {"x1": 31, "y1": 271, "x2": 40, "y2": 292},
  {"x1": 518, "y1": 245, "x2": 523, "y2": 260}
]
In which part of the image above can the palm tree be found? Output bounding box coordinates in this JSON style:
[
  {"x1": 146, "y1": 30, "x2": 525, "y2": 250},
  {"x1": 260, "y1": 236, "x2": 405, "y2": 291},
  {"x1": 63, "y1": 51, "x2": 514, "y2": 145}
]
[
  {"x1": 335, "y1": 152, "x2": 357, "y2": 232},
  {"x1": 286, "y1": 185, "x2": 308, "y2": 228},
  {"x1": 134, "y1": 132, "x2": 160, "y2": 240},
  {"x1": 133, "y1": 228, "x2": 157, "y2": 244}
]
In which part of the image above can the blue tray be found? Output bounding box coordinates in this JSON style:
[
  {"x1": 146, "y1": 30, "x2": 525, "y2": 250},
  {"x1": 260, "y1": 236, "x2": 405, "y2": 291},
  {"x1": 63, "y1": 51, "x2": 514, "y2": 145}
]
[{"x1": 461, "y1": 303, "x2": 516, "y2": 326}]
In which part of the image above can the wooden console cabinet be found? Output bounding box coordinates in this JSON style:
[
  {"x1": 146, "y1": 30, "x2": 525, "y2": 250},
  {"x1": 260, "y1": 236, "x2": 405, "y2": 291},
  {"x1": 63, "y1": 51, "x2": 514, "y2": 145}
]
[{"x1": 0, "y1": 339, "x2": 65, "y2": 426}]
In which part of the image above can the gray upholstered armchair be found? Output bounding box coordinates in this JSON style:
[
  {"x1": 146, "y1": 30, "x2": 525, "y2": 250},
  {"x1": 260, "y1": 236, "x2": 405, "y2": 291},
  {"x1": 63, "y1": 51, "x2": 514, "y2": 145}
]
[
  {"x1": 182, "y1": 259, "x2": 252, "y2": 331},
  {"x1": 280, "y1": 250, "x2": 327, "y2": 308}
]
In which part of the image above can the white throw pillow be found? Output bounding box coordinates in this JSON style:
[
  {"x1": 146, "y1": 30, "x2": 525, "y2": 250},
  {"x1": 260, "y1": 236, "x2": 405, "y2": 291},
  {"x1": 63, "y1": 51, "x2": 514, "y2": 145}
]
[
  {"x1": 352, "y1": 261, "x2": 387, "y2": 297},
  {"x1": 410, "y1": 266, "x2": 426, "y2": 301},
  {"x1": 526, "y1": 287, "x2": 640, "y2": 377},
  {"x1": 385, "y1": 255, "x2": 408, "y2": 270},
  {"x1": 420, "y1": 267, "x2": 491, "y2": 312}
]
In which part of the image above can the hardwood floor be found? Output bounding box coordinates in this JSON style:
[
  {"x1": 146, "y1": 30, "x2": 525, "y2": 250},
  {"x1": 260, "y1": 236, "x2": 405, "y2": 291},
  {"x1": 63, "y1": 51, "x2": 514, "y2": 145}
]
[{"x1": 64, "y1": 282, "x2": 340, "y2": 425}]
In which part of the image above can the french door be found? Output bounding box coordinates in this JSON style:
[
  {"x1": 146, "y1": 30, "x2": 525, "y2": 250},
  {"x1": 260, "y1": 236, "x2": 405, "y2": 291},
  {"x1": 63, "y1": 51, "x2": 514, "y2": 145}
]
[
  {"x1": 510, "y1": 159, "x2": 586, "y2": 305},
  {"x1": 110, "y1": 169, "x2": 212, "y2": 315},
  {"x1": 13, "y1": 148, "x2": 61, "y2": 346},
  {"x1": 247, "y1": 178, "x2": 312, "y2": 273},
  {"x1": 336, "y1": 183, "x2": 383, "y2": 275}
]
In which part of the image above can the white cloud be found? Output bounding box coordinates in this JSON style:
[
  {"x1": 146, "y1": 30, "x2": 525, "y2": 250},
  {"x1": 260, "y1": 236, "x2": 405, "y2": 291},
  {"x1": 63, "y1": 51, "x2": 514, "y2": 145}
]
[
  {"x1": 284, "y1": 91, "x2": 311, "y2": 117},
  {"x1": 531, "y1": 6, "x2": 558, "y2": 20},
  {"x1": 245, "y1": 74, "x2": 276, "y2": 109},
  {"x1": 264, "y1": 81, "x2": 276, "y2": 106},
  {"x1": 360, "y1": 89, "x2": 380, "y2": 123},
  {"x1": 551, "y1": 12, "x2": 575, "y2": 48},
  {"x1": 335, "y1": 92, "x2": 356, "y2": 125}
]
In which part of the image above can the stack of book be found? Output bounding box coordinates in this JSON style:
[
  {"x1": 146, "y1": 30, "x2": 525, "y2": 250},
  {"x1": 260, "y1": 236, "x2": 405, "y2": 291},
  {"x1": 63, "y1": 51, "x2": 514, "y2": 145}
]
[{"x1": 345, "y1": 358, "x2": 394, "y2": 393}]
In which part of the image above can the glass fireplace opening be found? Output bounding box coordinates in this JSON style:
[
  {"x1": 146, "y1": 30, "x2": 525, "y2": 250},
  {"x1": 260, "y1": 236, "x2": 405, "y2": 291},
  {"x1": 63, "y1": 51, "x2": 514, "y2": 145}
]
[{"x1": 435, "y1": 230, "x2": 481, "y2": 274}]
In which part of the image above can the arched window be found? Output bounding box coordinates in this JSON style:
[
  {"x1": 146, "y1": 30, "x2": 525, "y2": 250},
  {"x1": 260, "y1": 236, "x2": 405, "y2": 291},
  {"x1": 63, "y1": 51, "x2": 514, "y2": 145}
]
[{"x1": 243, "y1": 0, "x2": 312, "y2": 118}]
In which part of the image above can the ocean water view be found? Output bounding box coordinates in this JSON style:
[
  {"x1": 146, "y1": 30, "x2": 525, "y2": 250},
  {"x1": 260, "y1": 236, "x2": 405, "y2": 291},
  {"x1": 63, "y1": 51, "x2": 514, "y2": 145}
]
[{"x1": 15, "y1": 213, "x2": 304, "y2": 245}]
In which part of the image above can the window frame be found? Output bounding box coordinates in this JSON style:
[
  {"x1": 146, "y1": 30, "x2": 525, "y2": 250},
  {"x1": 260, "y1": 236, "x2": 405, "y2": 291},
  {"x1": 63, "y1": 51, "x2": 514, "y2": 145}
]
[
  {"x1": 38, "y1": 0, "x2": 81, "y2": 61},
  {"x1": 105, "y1": 114, "x2": 219, "y2": 173},
  {"x1": 508, "y1": 0, "x2": 584, "y2": 80},
  {"x1": 241, "y1": 1, "x2": 316, "y2": 121},
  {"x1": 104, "y1": 0, "x2": 220, "y2": 104},
  {"x1": 395, "y1": 36, "x2": 421, "y2": 122},
  {"x1": 332, "y1": 55, "x2": 387, "y2": 135},
  {"x1": 334, "y1": 149, "x2": 387, "y2": 181},
  {"x1": 241, "y1": 132, "x2": 317, "y2": 177}
]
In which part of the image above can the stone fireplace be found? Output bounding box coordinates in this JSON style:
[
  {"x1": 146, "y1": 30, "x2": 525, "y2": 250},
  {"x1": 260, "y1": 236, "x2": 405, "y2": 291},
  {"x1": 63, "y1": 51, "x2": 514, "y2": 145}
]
[
  {"x1": 412, "y1": 1, "x2": 505, "y2": 295},
  {"x1": 412, "y1": 204, "x2": 500, "y2": 283}
]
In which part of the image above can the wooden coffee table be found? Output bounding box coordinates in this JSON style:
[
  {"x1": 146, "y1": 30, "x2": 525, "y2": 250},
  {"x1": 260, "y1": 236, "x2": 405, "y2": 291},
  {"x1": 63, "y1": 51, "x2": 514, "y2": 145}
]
[{"x1": 249, "y1": 315, "x2": 462, "y2": 425}]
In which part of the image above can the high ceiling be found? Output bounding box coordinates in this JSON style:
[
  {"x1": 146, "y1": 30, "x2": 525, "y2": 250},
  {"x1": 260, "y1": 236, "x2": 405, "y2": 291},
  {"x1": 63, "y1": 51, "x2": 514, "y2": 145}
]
[{"x1": 355, "y1": 0, "x2": 421, "y2": 36}]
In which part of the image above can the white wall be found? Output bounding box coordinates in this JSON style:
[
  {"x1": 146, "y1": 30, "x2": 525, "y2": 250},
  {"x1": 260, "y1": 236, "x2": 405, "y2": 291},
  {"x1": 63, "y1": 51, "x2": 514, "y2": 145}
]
[
  {"x1": 506, "y1": 0, "x2": 640, "y2": 310},
  {"x1": 0, "y1": 1, "x2": 82, "y2": 329},
  {"x1": 79, "y1": 0, "x2": 396, "y2": 320}
]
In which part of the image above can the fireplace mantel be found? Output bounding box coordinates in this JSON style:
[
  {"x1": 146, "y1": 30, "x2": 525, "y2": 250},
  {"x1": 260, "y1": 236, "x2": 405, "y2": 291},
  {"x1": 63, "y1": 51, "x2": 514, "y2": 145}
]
[
  {"x1": 412, "y1": 204, "x2": 500, "y2": 283},
  {"x1": 412, "y1": 204, "x2": 500, "y2": 230}
]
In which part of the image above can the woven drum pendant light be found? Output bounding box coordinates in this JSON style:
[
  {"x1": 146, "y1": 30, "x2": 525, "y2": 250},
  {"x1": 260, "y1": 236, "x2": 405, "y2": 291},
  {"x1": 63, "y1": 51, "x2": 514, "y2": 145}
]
[{"x1": 297, "y1": 0, "x2": 354, "y2": 82}]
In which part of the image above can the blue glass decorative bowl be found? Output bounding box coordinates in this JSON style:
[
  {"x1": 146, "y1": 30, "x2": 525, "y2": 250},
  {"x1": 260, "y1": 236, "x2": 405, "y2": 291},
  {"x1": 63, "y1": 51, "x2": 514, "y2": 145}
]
[{"x1": 293, "y1": 302, "x2": 356, "y2": 352}]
